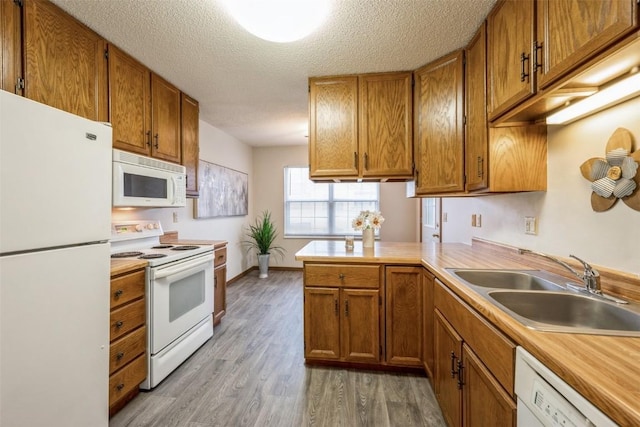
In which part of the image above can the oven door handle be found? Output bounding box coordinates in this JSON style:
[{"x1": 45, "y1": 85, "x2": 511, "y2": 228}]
[{"x1": 152, "y1": 254, "x2": 213, "y2": 280}]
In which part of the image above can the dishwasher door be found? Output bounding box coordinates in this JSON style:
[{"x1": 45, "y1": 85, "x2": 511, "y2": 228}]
[{"x1": 515, "y1": 347, "x2": 617, "y2": 427}]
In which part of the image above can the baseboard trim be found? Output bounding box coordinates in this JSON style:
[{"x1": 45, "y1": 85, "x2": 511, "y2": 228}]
[{"x1": 227, "y1": 266, "x2": 303, "y2": 285}]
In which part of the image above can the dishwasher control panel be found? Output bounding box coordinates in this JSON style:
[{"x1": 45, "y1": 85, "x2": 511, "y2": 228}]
[{"x1": 529, "y1": 379, "x2": 587, "y2": 427}]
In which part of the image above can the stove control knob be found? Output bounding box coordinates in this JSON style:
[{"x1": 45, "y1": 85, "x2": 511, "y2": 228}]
[
  {"x1": 146, "y1": 223, "x2": 155, "y2": 230},
  {"x1": 135, "y1": 224, "x2": 143, "y2": 232},
  {"x1": 154, "y1": 223, "x2": 160, "y2": 229}
]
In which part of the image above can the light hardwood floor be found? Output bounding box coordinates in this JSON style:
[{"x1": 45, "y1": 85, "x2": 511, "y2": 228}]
[{"x1": 110, "y1": 270, "x2": 446, "y2": 427}]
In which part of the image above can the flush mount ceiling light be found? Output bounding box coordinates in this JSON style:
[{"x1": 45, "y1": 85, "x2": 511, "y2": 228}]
[
  {"x1": 546, "y1": 68, "x2": 640, "y2": 125},
  {"x1": 220, "y1": 0, "x2": 332, "y2": 43}
]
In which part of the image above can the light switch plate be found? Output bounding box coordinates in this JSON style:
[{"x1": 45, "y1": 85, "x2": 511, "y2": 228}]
[{"x1": 524, "y1": 216, "x2": 537, "y2": 235}]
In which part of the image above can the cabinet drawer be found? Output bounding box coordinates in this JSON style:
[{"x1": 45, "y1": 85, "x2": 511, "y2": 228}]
[
  {"x1": 109, "y1": 354, "x2": 146, "y2": 407},
  {"x1": 434, "y1": 280, "x2": 516, "y2": 396},
  {"x1": 214, "y1": 247, "x2": 227, "y2": 267},
  {"x1": 110, "y1": 270, "x2": 145, "y2": 309},
  {"x1": 109, "y1": 326, "x2": 146, "y2": 375},
  {"x1": 305, "y1": 264, "x2": 381, "y2": 288},
  {"x1": 110, "y1": 299, "x2": 145, "y2": 342}
]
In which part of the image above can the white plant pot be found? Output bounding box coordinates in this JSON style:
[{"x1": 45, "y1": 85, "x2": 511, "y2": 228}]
[{"x1": 258, "y1": 253, "x2": 270, "y2": 279}]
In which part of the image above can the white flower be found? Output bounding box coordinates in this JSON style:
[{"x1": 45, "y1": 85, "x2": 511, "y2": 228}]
[{"x1": 352, "y1": 210, "x2": 384, "y2": 231}]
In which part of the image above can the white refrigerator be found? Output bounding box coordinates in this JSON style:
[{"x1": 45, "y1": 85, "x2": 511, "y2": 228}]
[{"x1": 0, "y1": 91, "x2": 112, "y2": 427}]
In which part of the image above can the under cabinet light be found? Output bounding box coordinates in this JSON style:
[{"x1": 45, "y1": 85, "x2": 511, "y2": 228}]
[{"x1": 546, "y1": 69, "x2": 640, "y2": 125}]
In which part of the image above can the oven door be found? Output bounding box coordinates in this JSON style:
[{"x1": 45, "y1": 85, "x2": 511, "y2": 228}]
[{"x1": 148, "y1": 252, "x2": 213, "y2": 354}]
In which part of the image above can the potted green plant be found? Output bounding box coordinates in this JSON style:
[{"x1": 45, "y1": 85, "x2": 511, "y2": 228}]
[{"x1": 243, "y1": 210, "x2": 285, "y2": 278}]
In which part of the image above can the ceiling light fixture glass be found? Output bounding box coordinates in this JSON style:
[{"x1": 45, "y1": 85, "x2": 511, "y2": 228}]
[
  {"x1": 220, "y1": 0, "x2": 332, "y2": 43},
  {"x1": 546, "y1": 68, "x2": 640, "y2": 125}
]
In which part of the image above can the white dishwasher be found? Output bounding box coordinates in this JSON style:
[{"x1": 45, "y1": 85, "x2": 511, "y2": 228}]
[{"x1": 515, "y1": 347, "x2": 618, "y2": 427}]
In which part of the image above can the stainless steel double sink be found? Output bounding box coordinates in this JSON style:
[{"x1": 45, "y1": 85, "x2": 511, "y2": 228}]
[{"x1": 446, "y1": 269, "x2": 640, "y2": 337}]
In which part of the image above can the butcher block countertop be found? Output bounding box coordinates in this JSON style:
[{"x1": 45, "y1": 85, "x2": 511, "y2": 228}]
[
  {"x1": 296, "y1": 240, "x2": 640, "y2": 426},
  {"x1": 110, "y1": 259, "x2": 147, "y2": 277}
]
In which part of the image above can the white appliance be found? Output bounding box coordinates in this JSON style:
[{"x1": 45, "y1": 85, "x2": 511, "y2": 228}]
[
  {"x1": 110, "y1": 220, "x2": 214, "y2": 389},
  {"x1": 112, "y1": 148, "x2": 187, "y2": 208},
  {"x1": 515, "y1": 347, "x2": 616, "y2": 427},
  {"x1": 0, "y1": 92, "x2": 112, "y2": 427}
]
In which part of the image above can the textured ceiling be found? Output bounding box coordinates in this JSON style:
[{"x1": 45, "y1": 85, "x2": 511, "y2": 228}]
[{"x1": 50, "y1": 0, "x2": 497, "y2": 147}]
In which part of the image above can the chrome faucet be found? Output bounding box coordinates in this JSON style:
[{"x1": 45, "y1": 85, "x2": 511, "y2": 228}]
[{"x1": 517, "y1": 249, "x2": 603, "y2": 292}]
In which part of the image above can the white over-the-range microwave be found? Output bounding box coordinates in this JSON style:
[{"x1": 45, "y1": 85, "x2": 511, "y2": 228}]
[{"x1": 112, "y1": 149, "x2": 187, "y2": 208}]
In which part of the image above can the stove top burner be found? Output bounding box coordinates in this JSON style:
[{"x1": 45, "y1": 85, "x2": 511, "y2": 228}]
[
  {"x1": 151, "y1": 245, "x2": 174, "y2": 249},
  {"x1": 139, "y1": 254, "x2": 168, "y2": 259},
  {"x1": 111, "y1": 251, "x2": 144, "y2": 258},
  {"x1": 171, "y1": 245, "x2": 200, "y2": 251}
]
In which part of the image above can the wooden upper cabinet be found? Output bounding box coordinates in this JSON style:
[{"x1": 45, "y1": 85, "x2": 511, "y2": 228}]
[
  {"x1": 1, "y1": 0, "x2": 23, "y2": 95},
  {"x1": 151, "y1": 73, "x2": 181, "y2": 163},
  {"x1": 309, "y1": 72, "x2": 413, "y2": 181},
  {"x1": 23, "y1": 0, "x2": 107, "y2": 121},
  {"x1": 487, "y1": 0, "x2": 535, "y2": 120},
  {"x1": 536, "y1": 0, "x2": 638, "y2": 89},
  {"x1": 109, "y1": 44, "x2": 151, "y2": 156},
  {"x1": 413, "y1": 50, "x2": 464, "y2": 195},
  {"x1": 309, "y1": 75, "x2": 359, "y2": 179},
  {"x1": 181, "y1": 93, "x2": 199, "y2": 197},
  {"x1": 359, "y1": 72, "x2": 413, "y2": 178},
  {"x1": 465, "y1": 23, "x2": 489, "y2": 192}
]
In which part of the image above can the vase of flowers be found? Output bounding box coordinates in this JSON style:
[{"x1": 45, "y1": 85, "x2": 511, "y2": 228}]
[{"x1": 352, "y1": 210, "x2": 384, "y2": 248}]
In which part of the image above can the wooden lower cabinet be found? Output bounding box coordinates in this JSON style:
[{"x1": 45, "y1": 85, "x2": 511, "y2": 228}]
[
  {"x1": 385, "y1": 266, "x2": 422, "y2": 367},
  {"x1": 303, "y1": 263, "x2": 381, "y2": 363},
  {"x1": 213, "y1": 245, "x2": 227, "y2": 325},
  {"x1": 422, "y1": 268, "x2": 435, "y2": 377},
  {"x1": 434, "y1": 279, "x2": 516, "y2": 427},
  {"x1": 109, "y1": 267, "x2": 147, "y2": 417}
]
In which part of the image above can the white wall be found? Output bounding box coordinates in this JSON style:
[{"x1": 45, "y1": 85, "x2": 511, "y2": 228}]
[
  {"x1": 252, "y1": 145, "x2": 419, "y2": 268},
  {"x1": 112, "y1": 120, "x2": 254, "y2": 280},
  {"x1": 441, "y1": 96, "x2": 640, "y2": 276}
]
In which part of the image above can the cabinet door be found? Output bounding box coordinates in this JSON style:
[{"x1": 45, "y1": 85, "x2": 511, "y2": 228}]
[
  {"x1": 341, "y1": 288, "x2": 380, "y2": 363},
  {"x1": 23, "y1": 0, "x2": 107, "y2": 121},
  {"x1": 536, "y1": 0, "x2": 638, "y2": 89},
  {"x1": 213, "y1": 265, "x2": 226, "y2": 325},
  {"x1": 304, "y1": 287, "x2": 341, "y2": 360},
  {"x1": 1, "y1": 0, "x2": 23, "y2": 95},
  {"x1": 108, "y1": 44, "x2": 152, "y2": 156},
  {"x1": 151, "y1": 73, "x2": 181, "y2": 163},
  {"x1": 422, "y1": 268, "x2": 435, "y2": 377},
  {"x1": 462, "y1": 344, "x2": 516, "y2": 427},
  {"x1": 309, "y1": 76, "x2": 359, "y2": 179},
  {"x1": 414, "y1": 50, "x2": 464, "y2": 194},
  {"x1": 385, "y1": 266, "x2": 422, "y2": 367},
  {"x1": 359, "y1": 72, "x2": 413, "y2": 179},
  {"x1": 465, "y1": 24, "x2": 489, "y2": 192},
  {"x1": 487, "y1": 0, "x2": 535, "y2": 120},
  {"x1": 434, "y1": 310, "x2": 463, "y2": 427},
  {"x1": 181, "y1": 93, "x2": 199, "y2": 197}
]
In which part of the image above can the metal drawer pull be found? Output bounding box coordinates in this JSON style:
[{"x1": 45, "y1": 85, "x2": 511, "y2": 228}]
[
  {"x1": 338, "y1": 273, "x2": 345, "y2": 281},
  {"x1": 115, "y1": 321, "x2": 124, "y2": 328},
  {"x1": 116, "y1": 383, "x2": 125, "y2": 391},
  {"x1": 114, "y1": 289, "x2": 123, "y2": 298},
  {"x1": 520, "y1": 52, "x2": 530, "y2": 82},
  {"x1": 334, "y1": 299, "x2": 339, "y2": 315},
  {"x1": 457, "y1": 360, "x2": 465, "y2": 389},
  {"x1": 345, "y1": 300, "x2": 349, "y2": 316},
  {"x1": 450, "y1": 351, "x2": 458, "y2": 378},
  {"x1": 116, "y1": 352, "x2": 125, "y2": 360}
]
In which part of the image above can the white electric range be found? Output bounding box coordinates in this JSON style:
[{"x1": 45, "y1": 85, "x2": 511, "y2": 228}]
[{"x1": 111, "y1": 220, "x2": 215, "y2": 389}]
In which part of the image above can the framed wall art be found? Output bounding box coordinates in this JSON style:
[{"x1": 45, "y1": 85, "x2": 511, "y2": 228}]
[{"x1": 194, "y1": 160, "x2": 248, "y2": 218}]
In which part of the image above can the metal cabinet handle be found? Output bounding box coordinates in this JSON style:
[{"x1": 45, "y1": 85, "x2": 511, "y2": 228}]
[
  {"x1": 457, "y1": 360, "x2": 465, "y2": 390},
  {"x1": 116, "y1": 352, "x2": 125, "y2": 361},
  {"x1": 450, "y1": 351, "x2": 458, "y2": 378},
  {"x1": 114, "y1": 289, "x2": 123, "y2": 298},
  {"x1": 344, "y1": 299, "x2": 349, "y2": 316},
  {"x1": 338, "y1": 273, "x2": 345, "y2": 281},
  {"x1": 364, "y1": 152, "x2": 369, "y2": 170},
  {"x1": 533, "y1": 40, "x2": 543, "y2": 72},
  {"x1": 334, "y1": 298, "x2": 339, "y2": 316},
  {"x1": 115, "y1": 321, "x2": 124, "y2": 328},
  {"x1": 146, "y1": 131, "x2": 151, "y2": 147},
  {"x1": 214, "y1": 276, "x2": 218, "y2": 289},
  {"x1": 154, "y1": 133, "x2": 159, "y2": 149},
  {"x1": 116, "y1": 383, "x2": 125, "y2": 391},
  {"x1": 432, "y1": 234, "x2": 440, "y2": 238},
  {"x1": 520, "y1": 52, "x2": 530, "y2": 82}
]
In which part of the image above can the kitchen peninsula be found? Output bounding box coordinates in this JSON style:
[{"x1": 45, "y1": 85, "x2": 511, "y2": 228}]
[{"x1": 295, "y1": 240, "x2": 640, "y2": 426}]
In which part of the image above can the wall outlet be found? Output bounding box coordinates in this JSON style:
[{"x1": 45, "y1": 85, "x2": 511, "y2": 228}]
[
  {"x1": 443, "y1": 212, "x2": 448, "y2": 222},
  {"x1": 476, "y1": 214, "x2": 482, "y2": 227},
  {"x1": 524, "y1": 216, "x2": 537, "y2": 235},
  {"x1": 173, "y1": 212, "x2": 179, "y2": 223}
]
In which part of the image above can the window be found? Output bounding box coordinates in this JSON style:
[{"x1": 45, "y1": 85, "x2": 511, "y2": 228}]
[{"x1": 284, "y1": 167, "x2": 380, "y2": 237}]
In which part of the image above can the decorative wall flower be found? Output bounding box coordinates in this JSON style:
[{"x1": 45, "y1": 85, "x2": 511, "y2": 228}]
[
  {"x1": 352, "y1": 210, "x2": 384, "y2": 230},
  {"x1": 580, "y1": 128, "x2": 640, "y2": 212}
]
